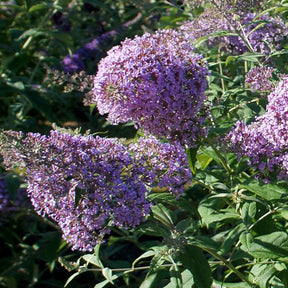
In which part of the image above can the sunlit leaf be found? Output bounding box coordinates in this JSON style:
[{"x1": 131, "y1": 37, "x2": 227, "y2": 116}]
[{"x1": 178, "y1": 245, "x2": 212, "y2": 288}]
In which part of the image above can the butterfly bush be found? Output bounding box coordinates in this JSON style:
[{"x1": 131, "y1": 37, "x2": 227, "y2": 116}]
[
  {"x1": 129, "y1": 136, "x2": 192, "y2": 197},
  {"x1": 227, "y1": 77, "x2": 288, "y2": 180},
  {"x1": 0, "y1": 130, "x2": 151, "y2": 251},
  {"x1": 0, "y1": 130, "x2": 192, "y2": 251},
  {"x1": 85, "y1": 29, "x2": 209, "y2": 147},
  {"x1": 245, "y1": 66, "x2": 276, "y2": 93},
  {"x1": 225, "y1": 0, "x2": 262, "y2": 12},
  {"x1": 179, "y1": 10, "x2": 288, "y2": 56},
  {"x1": 184, "y1": 0, "x2": 261, "y2": 12}
]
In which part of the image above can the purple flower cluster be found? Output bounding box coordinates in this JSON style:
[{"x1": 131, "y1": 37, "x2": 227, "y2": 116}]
[
  {"x1": 86, "y1": 29, "x2": 209, "y2": 147},
  {"x1": 227, "y1": 76, "x2": 288, "y2": 180},
  {"x1": 62, "y1": 13, "x2": 142, "y2": 73},
  {"x1": 184, "y1": 0, "x2": 261, "y2": 12},
  {"x1": 62, "y1": 32, "x2": 114, "y2": 73},
  {"x1": 0, "y1": 130, "x2": 192, "y2": 251},
  {"x1": 179, "y1": 10, "x2": 288, "y2": 56},
  {"x1": 178, "y1": 9, "x2": 231, "y2": 49},
  {"x1": 241, "y1": 13, "x2": 288, "y2": 55},
  {"x1": 129, "y1": 136, "x2": 192, "y2": 197},
  {"x1": 245, "y1": 66, "x2": 276, "y2": 93},
  {"x1": 0, "y1": 130, "x2": 150, "y2": 251},
  {"x1": 225, "y1": 0, "x2": 262, "y2": 13}
]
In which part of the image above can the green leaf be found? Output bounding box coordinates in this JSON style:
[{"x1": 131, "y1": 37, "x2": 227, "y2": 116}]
[
  {"x1": 198, "y1": 197, "x2": 240, "y2": 227},
  {"x1": 58, "y1": 257, "x2": 79, "y2": 272},
  {"x1": 213, "y1": 280, "x2": 251, "y2": 287},
  {"x1": 175, "y1": 218, "x2": 194, "y2": 234},
  {"x1": 7, "y1": 81, "x2": 25, "y2": 91},
  {"x1": 187, "y1": 235, "x2": 220, "y2": 252},
  {"x1": 277, "y1": 267, "x2": 288, "y2": 288},
  {"x1": 17, "y1": 28, "x2": 44, "y2": 40},
  {"x1": 28, "y1": 3, "x2": 54, "y2": 13},
  {"x1": 147, "y1": 193, "x2": 197, "y2": 214},
  {"x1": 139, "y1": 273, "x2": 159, "y2": 288},
  {"x1": 197, "y1": 153, "x2": 213, "y2": 170},
  {"x1": 94, "y1": 274, "x2": 121, "y2": 288},
  {"x1": 195, "y1": 30, "x2": 238, "y2": 47},
  {"x1": 181, "y1": 269, "x2": 194, "y2": 288},
  {"x1": 226, "y1": 55, "x2": 236, "y2": 65},
  {"x1": 239, "y1": 231, "x2": 254, "y2": 252},
  {"x1": 64, "y1": 271, "x2": 82, "y2": 287},
  {"x1": 139, "y1": 221, "x2": 170, "y2": 237},
  {"x1": 148, "y1": 247, "x2": 168, "y2": 276},
  {"x1": 132, "y1": 250, "x2": 155, "y2": 269},
  {"x1": 164, "y1": 263, "x2": 182, "y2": 288},
  {"x1": 241, "y1": 202, "x2": 256, "y2": 227},
  {"x1": 248, "y1": 263, "x2": 277, "y2": 288},
  {"x1": 240, "y1": 231, "x2": 288, "y2": 259},
  {"x1": 178, "y1": 245, "x2": 212, "y2": 288},
  {"x1": 102, "y1": 268, "x2": 114, "y2": 284},
  {"x1": 225, "y1": 52, "x2": 264, "y2": 64},
  {"x1": 221, "y1": 224, "x2": 246, "y2": 255},
  {"x1": 151, "y1": 203, "x2": 176, "y2": 228},
  {"x1": 239, "y1": 180, "x2": 287, "y2": 201},
  {"x1": 82, "y1": 254, "x2": 103, "y2": 268},
  {"x1": 210, "y1": 71, "x2": 234, "y2": 82},
  {"x1": 277, "y1": 208, "x2": 288, "y2": 221},
  {"x1": 185, "y1": 146, "x2": 199, "y2": 174},
  {"x1": 199, "y1": 146, "x2": 221, "y2": 164},
  {"x1": 44, "y1": 31, "x2": 74, "y2": 46},
  {"x1": 139, "y1": 270, "x2": 169, "y2": 288},
  {"x1": 275, "y1": 6, "x2": 288, "y2": 13}
]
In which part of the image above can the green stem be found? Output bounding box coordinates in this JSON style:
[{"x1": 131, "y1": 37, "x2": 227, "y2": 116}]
[
  {"x1": 218, "y1": 49, "x2": 226, "y2": 94},
  {"x1": 209, "y1": 0, "x2": 262, "y2": 66},
  {"x1": 200, "y1": 246, "x2": 254, "y2": 287},
  {"x1": 85, "y1": 263, "x2": 179, "y2": 273}
]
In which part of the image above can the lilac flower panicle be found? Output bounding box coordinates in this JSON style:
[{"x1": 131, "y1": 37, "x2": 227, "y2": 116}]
[
  {"x1": 184, "y1": 0, "x2": 261, "y2": 12},
  {"x1": 179, "y1": 10, "x2": 288, "y2": 56},
  {"x1": 227, "y1": 77, "x2": 288, "y2": 180},
  {"x1": 129, "y1": 136, "x2": 192, "y2": 197},
  {"x1": 245, "y1": 66, "x2": 276, "y2": 93},
  {"x1": 87, "y1": 29, "x2": 209, "y2": 147},
  {"x1": 0, "y1": 130, "x2": 194, "y2": 251},
  {"x1": 62, "y1": 54, "x2": 86, "y2": 74},
  {"x1": 223, "y1": 0, "x2": 262, "y2": 13},
  {"x1": 0, "y1": 130, "x2": 151, "y2": 251},
  {"x1": 62, "y1": 13, "x2": 142, "y2": 73},
  {"x1": 62, "y1": 29, "x2": 118, "y2": 73},
  {"x1": 178, "y1": 9, "x2": 231, "y2": 49}
]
